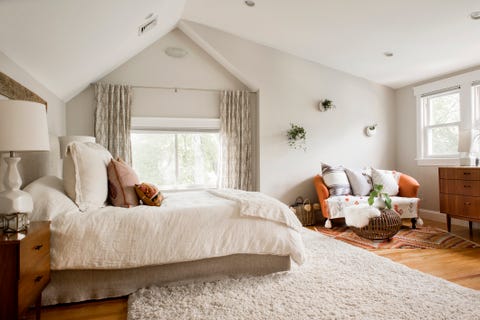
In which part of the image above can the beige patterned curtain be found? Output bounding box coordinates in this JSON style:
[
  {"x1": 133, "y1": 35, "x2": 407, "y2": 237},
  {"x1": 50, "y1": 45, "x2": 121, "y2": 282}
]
[
  {"x1": 219, "y1": 90, "x2": 253, "y2": 190},
  {"x1": 94, "y1": 83, "x2": 133, "y2": 164}
]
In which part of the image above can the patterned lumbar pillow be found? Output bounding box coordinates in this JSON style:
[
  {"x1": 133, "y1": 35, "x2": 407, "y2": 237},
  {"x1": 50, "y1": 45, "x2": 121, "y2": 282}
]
[
  {"x1": 345, "y1": 168, "x2": 372, "y2": 196},
  {"x1": 134, "y1": 183, "x2": 164, "y2": 206},
  {"x1": 371, "y1": 168, "x2": 399, "y2": 196},
  {"x1": 321, "y1": 163, "x2": 351, "y2": 196},
  {"x1": 107, "y1": 158, "x2": 140, "y2": 208}
]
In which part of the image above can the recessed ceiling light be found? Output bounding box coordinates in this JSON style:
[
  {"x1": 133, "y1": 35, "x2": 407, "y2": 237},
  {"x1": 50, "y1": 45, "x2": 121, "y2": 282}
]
[
  {"x1": 471, "y1": 11, "x2": 480, "y2": 19},
  {"x1": 244, "y1": 1, "x2": 255, "y2": 7},
  {"x1": 383, "y1": 52, "x2": 394, "y2": 57},
  {"x1": 165, "y1": 47, "x2": 188, "y2": 58}
]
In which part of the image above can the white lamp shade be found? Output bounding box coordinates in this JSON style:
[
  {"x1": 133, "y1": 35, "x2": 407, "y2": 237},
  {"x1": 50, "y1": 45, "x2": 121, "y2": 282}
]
[
  {"x1": 458, "y1": 129, "x2": 479, "y2": 153},
  {"x1": 59, "y1": 136, "x2": 96, "y2": 158},
  {"x1": 0, "y1": 100, "x2": 50, "y2": 152}
]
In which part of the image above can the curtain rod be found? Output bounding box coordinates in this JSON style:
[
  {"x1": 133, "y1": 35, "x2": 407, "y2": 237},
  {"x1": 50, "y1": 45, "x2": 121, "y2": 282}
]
[{"x1": 90, "y1": 83, "x2": 257, "y2": 94}]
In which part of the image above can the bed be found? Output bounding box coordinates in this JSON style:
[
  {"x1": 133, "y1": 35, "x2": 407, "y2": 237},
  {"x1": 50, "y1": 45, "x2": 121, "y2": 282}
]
[{"x1": 24, "y1": 176, "x2": 305, "y2": 305}]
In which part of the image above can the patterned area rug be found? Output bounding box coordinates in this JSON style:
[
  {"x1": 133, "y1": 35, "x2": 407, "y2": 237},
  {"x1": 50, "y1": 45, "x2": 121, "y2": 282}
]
[{"x1": 311, "y1": 225, "x2": 479, "y2": 249}]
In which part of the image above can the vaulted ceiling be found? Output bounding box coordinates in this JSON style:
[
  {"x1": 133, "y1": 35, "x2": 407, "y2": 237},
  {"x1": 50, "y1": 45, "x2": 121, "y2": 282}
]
[{"x1": 0, "y1": 0, "x2": 479, "y2": 102}]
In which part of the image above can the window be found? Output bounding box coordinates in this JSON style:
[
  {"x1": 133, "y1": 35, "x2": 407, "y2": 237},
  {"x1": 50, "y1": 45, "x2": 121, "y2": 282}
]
[
  {"x1": 422, "y1": 90, "x2": 460, "y2": 157},
  {"x1": 414, "y1": 69, "x2": 480, "y2": 166},
  {"x1": 131, "y1": 117, "x2": 220, "y2": 190}
]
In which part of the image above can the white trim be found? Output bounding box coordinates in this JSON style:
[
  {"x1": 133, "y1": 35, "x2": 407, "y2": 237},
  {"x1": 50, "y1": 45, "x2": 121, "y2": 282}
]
[
  {"x1": 131, "y1": 117, "x2": 220, "y2": 131},
  {"x1": 415, "y1": 158, "x2": 459, "y2": 166},
  {"x1": 413, "y1": 69, "x2": 480, "y2": 97}
]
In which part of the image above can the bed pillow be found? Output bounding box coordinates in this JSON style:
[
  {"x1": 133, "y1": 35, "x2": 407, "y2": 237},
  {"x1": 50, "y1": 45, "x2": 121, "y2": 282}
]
[
  {"x1": 371, "y1": 168, "x2": 399, "y2": 196},
  {"x1": 345, "y1": 168, "x2": 372, "y2": 196},
  {"x1": 63, "y1": 142, "x2": 112, "y2": 211},
  {"x1": 321, "y1": 163, "x2": 351, "y2": 196},
  {"x1": 134, "y1": 183, "x2": 163, "y2": 206},
  {"x1": 24, "y1": 176, "x2": 80, "y2": 221},
  {"x1": 107, "y1": 158, "x2": 140, "y2": 207}
]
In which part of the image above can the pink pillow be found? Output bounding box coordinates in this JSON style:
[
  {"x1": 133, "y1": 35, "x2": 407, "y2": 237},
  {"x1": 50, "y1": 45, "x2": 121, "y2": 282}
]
[{"x1": 107, "y1": 158, "x2": 140, "y2": 207}]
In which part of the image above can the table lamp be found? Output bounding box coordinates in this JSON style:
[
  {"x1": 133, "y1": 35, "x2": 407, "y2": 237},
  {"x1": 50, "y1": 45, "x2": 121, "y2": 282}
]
[
  {"x1": 0, "y1": 100, "x2": 50, "y2": 217},
  {"x1": 458, "y1": 129, "x2": 479, "y2": 166}
]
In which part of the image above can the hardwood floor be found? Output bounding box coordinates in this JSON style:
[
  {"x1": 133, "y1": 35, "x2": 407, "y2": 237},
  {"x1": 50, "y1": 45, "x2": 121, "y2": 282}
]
[{"x1": 31, "y1": 218, "x2": 479, "y2": 320}]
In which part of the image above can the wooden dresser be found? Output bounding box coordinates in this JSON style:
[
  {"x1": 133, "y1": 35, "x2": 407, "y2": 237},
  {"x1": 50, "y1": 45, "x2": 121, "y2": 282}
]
[
  {"x1": 0, "y1": 221, "x2": 51, "y2": 320},
  {"x1": 439, "y1": 167, "x2": 480, "y2": 234}
]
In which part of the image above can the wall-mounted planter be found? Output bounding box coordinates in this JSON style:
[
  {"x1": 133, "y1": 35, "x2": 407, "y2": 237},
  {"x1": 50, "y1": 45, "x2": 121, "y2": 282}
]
[
  {"x1": 365, "y1": 124, "x2": 377, "y2": 137},
  {"x1": 318, "y1": 99, "x2": 335, "y2": 112}
]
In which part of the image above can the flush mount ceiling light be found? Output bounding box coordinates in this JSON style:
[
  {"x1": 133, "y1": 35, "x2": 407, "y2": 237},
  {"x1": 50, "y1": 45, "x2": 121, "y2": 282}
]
[
  {"x1": 471, "y1": 11, "x2": 480, "y2": 19},
  {"x1": 245, "y1": 1, "x2": 255, "y2": 7},
  {"x1": 165, "y1": 47, "x2": 188, "y2": 58},
  {"x1": 383, "y1": 52, "x2": 394, "y2": 57}
]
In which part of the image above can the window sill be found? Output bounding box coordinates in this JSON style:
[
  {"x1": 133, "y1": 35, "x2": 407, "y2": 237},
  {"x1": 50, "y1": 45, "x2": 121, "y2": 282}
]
[{"x1": 416, "y1": 158, "x2": 460, "y2": 166}]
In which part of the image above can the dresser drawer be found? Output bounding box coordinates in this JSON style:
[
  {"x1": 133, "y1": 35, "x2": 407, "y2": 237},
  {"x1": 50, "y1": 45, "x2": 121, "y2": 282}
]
[
  {"x1": 439, "y1": 167, "x2": 457, "y2": 180},
  {"x1": 454, "y1": 168, "x2": 480, "y2": 181},
  {"x1": 19, "y1": 224, "x2": 50, "y2": 279},
  {"x1": 18, "y1": 255, "x2": 50, "y2": 314},
  {"x1": 440, "y1": 194, "x2": 480, "y2": 219},
  {"x1": 439, "y1": 179, "x2": 480, "y2": 196}
]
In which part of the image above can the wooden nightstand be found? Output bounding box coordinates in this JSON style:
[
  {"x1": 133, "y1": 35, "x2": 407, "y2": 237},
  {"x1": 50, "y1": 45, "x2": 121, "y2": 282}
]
[{"x1": 0, "y1": 221, "x2": 51, "y2": 320}]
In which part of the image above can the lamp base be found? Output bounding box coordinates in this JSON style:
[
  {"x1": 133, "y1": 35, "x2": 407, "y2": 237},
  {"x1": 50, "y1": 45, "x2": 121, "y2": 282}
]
[{"x1": 0, "y1": 189, "x2": 33, "y2": 214}]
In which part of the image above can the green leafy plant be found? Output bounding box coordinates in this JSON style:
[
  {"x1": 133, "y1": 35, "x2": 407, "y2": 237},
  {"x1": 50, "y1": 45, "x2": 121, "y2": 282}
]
[
  {"x1": 287, "y1": 123, "x2": 306, "y2": 151},
  {"x1": 320, "y1": 99, "x2": 335, "y2": 111},
  {"x1": 368, "y1": 184, "x2": 392, "y2": 209}
]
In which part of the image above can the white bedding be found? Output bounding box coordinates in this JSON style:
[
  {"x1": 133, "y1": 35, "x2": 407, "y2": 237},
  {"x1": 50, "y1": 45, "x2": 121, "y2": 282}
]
[{"x1": 25, "y1": 177, "x2": 305, "y2": 271}]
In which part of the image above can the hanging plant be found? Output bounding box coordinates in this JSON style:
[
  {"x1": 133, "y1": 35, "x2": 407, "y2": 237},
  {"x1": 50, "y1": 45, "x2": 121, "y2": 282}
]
[
  {"x1": 318, "y1": 99, "x2": 335, "y2": 112},
  {"x1": 287, "y1": 123, "x2": 307, "y2": 151}
]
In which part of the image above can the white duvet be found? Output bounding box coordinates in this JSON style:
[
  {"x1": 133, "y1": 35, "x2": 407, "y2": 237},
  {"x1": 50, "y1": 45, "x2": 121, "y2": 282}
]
[{"x1": 25, "y1": 177, "x2": 305, "y2": 270}]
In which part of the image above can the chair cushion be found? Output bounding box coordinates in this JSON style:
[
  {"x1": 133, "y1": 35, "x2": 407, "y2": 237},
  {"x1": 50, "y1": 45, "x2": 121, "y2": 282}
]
[{"x1": 325, "y1": 195, "x2": 419, "y2": 219}]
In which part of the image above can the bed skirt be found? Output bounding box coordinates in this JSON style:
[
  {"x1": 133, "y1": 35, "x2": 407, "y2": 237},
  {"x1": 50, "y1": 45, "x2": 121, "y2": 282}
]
[{"x1": 43, "y1": 254, "x2": 291, "y2": 305}]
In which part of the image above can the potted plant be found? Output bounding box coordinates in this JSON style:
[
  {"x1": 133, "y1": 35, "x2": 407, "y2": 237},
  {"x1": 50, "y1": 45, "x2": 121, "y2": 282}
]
[
  {"x1": 368, "y1": 184, "x2": 392, "y2": 209},
  {"x1": 319, "y1": 99, "x2": 335, "y2": 112},
  {"x1": 287, "y1": 123, "x2": 306, "y2": 151}
]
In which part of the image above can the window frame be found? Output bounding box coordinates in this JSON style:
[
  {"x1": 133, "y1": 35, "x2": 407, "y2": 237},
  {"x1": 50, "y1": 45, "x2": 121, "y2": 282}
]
[
  {"x1": 422, "y1": 89, "x2": 461, "y2": 158},
  {"x1": 131, "y1": 117, "x2": 221, "y2": 191},
  {"x1": 414, "y1": 70, "x2": 480, "y2": 166}
]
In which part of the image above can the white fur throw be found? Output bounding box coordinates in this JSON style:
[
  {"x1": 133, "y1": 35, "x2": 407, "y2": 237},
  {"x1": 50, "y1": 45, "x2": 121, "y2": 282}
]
[{"x1": 344, "y1": 205, "x2": 381, "y2": 228}]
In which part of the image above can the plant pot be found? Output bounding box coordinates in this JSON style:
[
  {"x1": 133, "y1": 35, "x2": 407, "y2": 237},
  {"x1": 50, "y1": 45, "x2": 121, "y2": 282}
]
[{"x1": 373, "y1": 198, "x2": 386, "y2": 209}]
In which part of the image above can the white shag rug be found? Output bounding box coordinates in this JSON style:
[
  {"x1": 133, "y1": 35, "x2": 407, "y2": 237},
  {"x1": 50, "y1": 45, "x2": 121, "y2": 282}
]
[{"x1": 128, "y1": 230, "x2": 480, "y2": 320}]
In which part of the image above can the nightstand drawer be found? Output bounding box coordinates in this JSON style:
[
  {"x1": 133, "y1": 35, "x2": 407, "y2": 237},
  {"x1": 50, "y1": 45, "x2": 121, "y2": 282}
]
[
  {"x1": 19, "y1": 224, "x2": 50, "y2": 279},
  {"x1": 18, "y1": 255, "x2": 50, "y2": 315}
]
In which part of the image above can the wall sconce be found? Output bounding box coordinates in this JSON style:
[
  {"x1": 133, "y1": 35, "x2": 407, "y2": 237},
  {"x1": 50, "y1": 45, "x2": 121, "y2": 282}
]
[{"x1": 365, "y1": 124, "x2": 377, "y2": 137}]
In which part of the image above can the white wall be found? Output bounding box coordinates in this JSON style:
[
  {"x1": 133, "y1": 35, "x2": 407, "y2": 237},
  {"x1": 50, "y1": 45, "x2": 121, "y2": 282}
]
[
  {"x1": 186, "y1": 22, "x2": 397, "y2": 204},
  {"x1": 0, "y1": 50, "x2": 66, "y2": 186},
  {"x1": 66, "y1": 28, "x2": 247, "y2": 136}
]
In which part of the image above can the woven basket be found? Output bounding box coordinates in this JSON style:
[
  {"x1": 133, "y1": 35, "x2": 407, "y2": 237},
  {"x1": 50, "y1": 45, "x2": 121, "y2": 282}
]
[
  {"x1": 351, "y1": 209, "x2": 402, "y2": 240},
  {"x1": 290, "y1": 197, "x2": 316, "y2": 226}
]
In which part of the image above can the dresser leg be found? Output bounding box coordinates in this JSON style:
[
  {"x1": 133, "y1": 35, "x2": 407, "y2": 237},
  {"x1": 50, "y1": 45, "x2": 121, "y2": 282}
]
[
  {"x1": 446, "y1": 215, "x2": 451, "y2": 232},
  {"x1": 469, "y1": 221, "x2": 473, "y2": 237},
  {"x1": 35, "y1": 295, "x2": 41, "y2": 320}
]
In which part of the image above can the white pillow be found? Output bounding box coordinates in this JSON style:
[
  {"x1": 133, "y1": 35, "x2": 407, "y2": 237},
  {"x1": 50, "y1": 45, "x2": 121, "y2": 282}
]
[
  {"x1": 321, "y1": 163, "x2": 351, "y2": 196},
  {"x1": 24, "y1": 176, "x2": 79, "y2": 221},
  {"x1": 371, "y1": 168, "x2": 399, "y2": 196},
  {"x1": 345, "y1": 168, "x2": 372, "y2": 196},
  {"x1": 63, "y1": 142, "x2": 112, "y2": 211}
]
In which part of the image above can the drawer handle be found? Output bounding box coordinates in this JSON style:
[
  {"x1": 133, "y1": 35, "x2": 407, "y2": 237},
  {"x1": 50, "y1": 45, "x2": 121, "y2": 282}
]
[
  {"x1": 463, "y1": 172, "x2": 471, "y2": 175},
  {"x1": 34, "y1": 244, "x2": 43, "y2": 251},
  {"x1": 34, "y1": 275, "x2": 43, "y2": 283},
  {"x1": 464, "y1": 202, "x2": 472, "y2": 206},
  {"x1": 464, "y1": 185, "x2": 472, "y2": 188}
]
